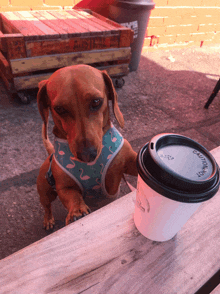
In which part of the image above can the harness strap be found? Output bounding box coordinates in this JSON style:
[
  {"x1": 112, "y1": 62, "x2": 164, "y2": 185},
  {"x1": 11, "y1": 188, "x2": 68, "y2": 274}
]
[{"x1": 45, "y1": 156, "x2": 136, "y2": 196}]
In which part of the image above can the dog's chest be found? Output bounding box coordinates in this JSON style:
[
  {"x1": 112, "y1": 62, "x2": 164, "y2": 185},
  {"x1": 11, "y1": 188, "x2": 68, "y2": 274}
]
[{"x1": 53, "y1": 126, "x2": 124, "y2": 198}]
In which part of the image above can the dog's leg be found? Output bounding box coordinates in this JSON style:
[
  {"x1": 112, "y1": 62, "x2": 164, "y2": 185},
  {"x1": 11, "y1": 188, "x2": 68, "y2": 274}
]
[
  {"x1": 41, "y1": 190, "x2": 57, "y2": 230},
  {"x1": 37, "y1": 159, "x2": 57, "y2": 230},
  {"x1": 57, "y1": 189, "x2": 91, "y2": 225},
  {"x1": 124, "y1": 150, "x2": 138, "y2": 177},
  {"x1": 122, "y1": 140, "x2": 138, "y2": 177}
]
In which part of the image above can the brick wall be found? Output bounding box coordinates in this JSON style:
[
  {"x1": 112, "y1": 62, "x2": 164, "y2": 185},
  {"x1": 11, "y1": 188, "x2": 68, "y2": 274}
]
[
  {"x1": 0, "y1": 0, "x2": 219, "y2": 50},
  {"x1": 0, "y1": 0, "x2": 74, "y2": 11},
  {"x1": 145, "y1": 0, "x2": 220, "y2": 50}
]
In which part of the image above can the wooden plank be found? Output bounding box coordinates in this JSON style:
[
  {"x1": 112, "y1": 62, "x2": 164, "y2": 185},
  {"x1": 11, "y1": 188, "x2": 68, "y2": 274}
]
[
  {"x1": 13, "y1": 72, "x2": 51, "y2": 90},
  {"x1": 211, "y1": 283, "x2": 220, "y2": 294},
  {"x1": 30, "y1": 10, "x2": 64, "y2": 38},
  {"x1": 1, "y1": 143, "x2": 220, "y2": 294},
  {"x1": 54, "y1": 10, "x2": 102, "y2": 36},
  {"x1": 71, "y1": 10, "x2": 109, "y2": 31},
  {"x1": 0, "y1": 30, "x2": 5, "y2": 51},
  {"x1": 25, "y1": 37, "x2": 91, "y2": 57},
  {"x1": 90, "y1": 34, "x2": 120, "y2": 50},
  {"x1": 25, "y1": 34, "x2": 120, "y2": 57},
  {"x1": 0, "y1": 69, "x2": 14, "y2": 92},
  {"x1": 71, "y1": 9, "x2": 119, "y2": 34},
  {"x1": 68, "y1": 10, "x2": 110, "y2": 35},
  {"x1": 18, "y1": 11, "x2": 60, "y2": 39},
  {"x1": 91, "y1": 11, "x2": 134, "y2": 47},
  {"x1": 13, "y1": 63, "x2": 128, "y2": 90},
  {"x1": 0, "y1": 17, "x2": 2, "y2": 32},
  {"x1": 91, "y1": 10, "x2": 127, "y2": 29},
  {"x1": 2, "y1": 11, "x2": 45, "y2": 39},
  {"x1": 0, "y1": 12, "x2": 26, "y2": 58},
  {"x1": 4, "y1": 34, "x2": 26, "y2": 59},
  {"x1": 0, "y1": 51, "x2": 12, "y2": 78},
  {"x1": 0, "y1": 13, "x2": 21, "y2": 34},
  {"x1": 119, "y1": 28, "x2": 134, "y2": 47},
  {"x1": 11, "y1": 47, "x2": 131, "y2": 74},
  {"x1": 0, "y1": 51, "x2": 14, "y2": 91},
  {"x1": 47, "y1": 10, "x2": 90, "y2": 37},
  {"x1": 98, "y1": 63, "x2": 129, "y2": 77}
]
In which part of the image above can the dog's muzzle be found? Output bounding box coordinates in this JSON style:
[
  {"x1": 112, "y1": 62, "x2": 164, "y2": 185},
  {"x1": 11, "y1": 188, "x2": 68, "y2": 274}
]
[{"x1": 76, "y1": 140, "x2": 98, "y2": 163}]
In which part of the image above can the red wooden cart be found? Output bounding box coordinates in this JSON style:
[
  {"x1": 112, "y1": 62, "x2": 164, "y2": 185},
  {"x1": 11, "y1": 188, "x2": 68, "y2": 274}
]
[{"x1": 0, "y1": 9, "x2": 133, "y2": 103}]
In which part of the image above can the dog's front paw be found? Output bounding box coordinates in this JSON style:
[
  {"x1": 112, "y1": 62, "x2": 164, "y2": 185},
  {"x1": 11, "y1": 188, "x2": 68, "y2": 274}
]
[
  {"x1": 65, "y1": 203, "x2": 91, "y2": 225},
  {"x1": 44, "y1": 214, "x2": 55, "y2": 230}
]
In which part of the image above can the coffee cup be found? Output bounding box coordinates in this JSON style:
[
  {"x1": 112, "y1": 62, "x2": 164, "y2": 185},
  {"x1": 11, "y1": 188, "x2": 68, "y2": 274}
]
[{"x1": 134, "y1": 133, "x2": 219, "y2": 242}]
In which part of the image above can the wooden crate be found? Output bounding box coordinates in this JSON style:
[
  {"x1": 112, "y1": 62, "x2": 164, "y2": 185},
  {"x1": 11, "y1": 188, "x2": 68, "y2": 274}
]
[{"x1": 0, "y1": 9, "x2": 133, "y2": 97}]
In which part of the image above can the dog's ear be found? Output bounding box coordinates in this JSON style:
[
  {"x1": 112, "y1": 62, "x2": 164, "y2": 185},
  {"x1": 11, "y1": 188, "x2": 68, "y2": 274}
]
[
  {"x1": 37, "y1": 80, "x2": 49, "y2": 138},
  {"x1": 102, "y1": 70, "x2": 124, "y2": 128}
]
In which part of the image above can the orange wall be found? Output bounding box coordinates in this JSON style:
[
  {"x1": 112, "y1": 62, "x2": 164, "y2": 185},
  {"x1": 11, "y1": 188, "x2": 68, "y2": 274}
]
[
  {"x1": 146, "y1": 0, "x2": 220, "y2": 50},
  {"x1": 0, "y1": 0, "x2": 74, "y2": 11},
  {"x1": 0, "y1": 0, "x2": 219, "y2": 50}
]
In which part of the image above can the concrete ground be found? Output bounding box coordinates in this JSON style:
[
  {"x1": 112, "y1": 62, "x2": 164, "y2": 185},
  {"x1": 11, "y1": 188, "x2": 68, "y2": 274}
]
[{"x1": 1, "y1": 44, "x2": 220, "y2": 260}]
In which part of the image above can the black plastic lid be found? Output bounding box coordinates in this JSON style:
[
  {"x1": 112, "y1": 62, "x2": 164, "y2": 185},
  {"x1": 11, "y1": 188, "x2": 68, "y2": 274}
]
[
  {"x1": 112, "y1": 0, "x2": 155, "y2": 10},
  {"x1": 137, "y1": 133, "x2": 220, "y2": 203}
]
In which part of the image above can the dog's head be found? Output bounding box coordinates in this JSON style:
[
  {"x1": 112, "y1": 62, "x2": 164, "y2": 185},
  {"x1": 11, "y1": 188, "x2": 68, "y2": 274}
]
[{"x1": 37, "y1": 64, "x2": 124, "y2": 163}]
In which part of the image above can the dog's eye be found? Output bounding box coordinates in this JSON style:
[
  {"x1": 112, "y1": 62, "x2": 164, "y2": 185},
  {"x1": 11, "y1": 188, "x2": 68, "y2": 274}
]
[
  {"x1": 54, "y1": 106, "x2": 68, "y2": 115},
  {"x1": 90, "y1": 99, "x2": 103, "y2": 111}
]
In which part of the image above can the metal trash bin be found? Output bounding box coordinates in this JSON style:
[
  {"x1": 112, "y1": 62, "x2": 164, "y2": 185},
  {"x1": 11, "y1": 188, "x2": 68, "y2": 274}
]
[{"x1": 108, "y1": 0, "x2": 155, "y2": 71}]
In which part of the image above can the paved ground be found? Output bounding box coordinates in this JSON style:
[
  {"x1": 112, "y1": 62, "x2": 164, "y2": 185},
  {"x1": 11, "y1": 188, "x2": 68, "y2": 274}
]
[{"x1": 1, "y1": 44, "x2": 220, "y2": 260}]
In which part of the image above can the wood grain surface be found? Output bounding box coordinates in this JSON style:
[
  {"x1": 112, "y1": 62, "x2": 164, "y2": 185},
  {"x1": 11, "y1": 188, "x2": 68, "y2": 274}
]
[
  {"x1": 0, "y1": 9, "x2": 132, "y2": 61},
  {"x1": 0, "y1": 148, "x2": 220, "y2": 293},
  {"x1": 211, "y1": 283, "x2": 220, "y2": 294},
  {"x1": 0, "y1": 9, "x2": 131, "y2": 44},
  {"x1": 13, "y1": 63, "x2": 129, "y2": 90},
  {"x1": 0, "y1": 13, "x2": 21, "y2": 34},
  {"x1": 0, "y1": 9, "x2": 132, "y2": 94},
  {"x1": 4, "y1": 34, "x2": 26, "y2": 59},
  {"x1": 24, "y1": 34, "x2": 120, "y2": 57},
  {"x1": 10, "y1": 47, "x2": 131, "y2": 74},
  {"x1": 0, "y1": 51, "x2": 13, "y2": 91},
  {"x1": 2, "y1": 11, "x2": 45, "y2": 38},
  {"x1": 0, "y1": 51, "x2": 11, "y2": 78}
]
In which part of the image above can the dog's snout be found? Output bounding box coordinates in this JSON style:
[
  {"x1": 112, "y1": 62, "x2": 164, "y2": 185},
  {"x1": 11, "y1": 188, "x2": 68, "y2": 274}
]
[{"x1": 76, "y1": 140, "x2": 97, "y2": 162}]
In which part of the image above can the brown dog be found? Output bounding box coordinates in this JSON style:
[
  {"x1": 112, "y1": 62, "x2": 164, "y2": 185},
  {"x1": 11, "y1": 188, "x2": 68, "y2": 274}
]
[{"x1": 37, "y1": 64, "x2": 137, "y2": 230}]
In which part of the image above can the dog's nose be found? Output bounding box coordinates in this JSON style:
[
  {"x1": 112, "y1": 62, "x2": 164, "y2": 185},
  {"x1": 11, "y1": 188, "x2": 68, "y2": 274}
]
[{"x1": 76, "y1": 140, "x2": 97, "y2": 162}]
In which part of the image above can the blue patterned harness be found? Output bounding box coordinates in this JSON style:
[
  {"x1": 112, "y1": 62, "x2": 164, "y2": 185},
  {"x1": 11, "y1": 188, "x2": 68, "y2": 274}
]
[{"x1": 46, "y1": 125, "x2": 124, "y2": 199}]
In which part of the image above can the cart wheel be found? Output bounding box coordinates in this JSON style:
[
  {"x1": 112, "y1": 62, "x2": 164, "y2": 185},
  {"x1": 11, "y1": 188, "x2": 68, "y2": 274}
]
[
  {"x1": 17, "y1": 91, "x2": 30, "y2": 104},
  {"x1": 114, "y1": 78, "x2": 125, "y2": 88}
]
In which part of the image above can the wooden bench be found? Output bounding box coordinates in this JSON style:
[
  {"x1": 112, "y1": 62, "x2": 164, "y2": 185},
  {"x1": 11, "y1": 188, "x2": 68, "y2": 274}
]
[
  {"x1": 0, "y1": 146, "x2": 220, "y2": 293},
  {"x1": 0, "y1": 9, "x2": 133, "y2": 102},
  {"x1": 211, "y1": 283, "x2": 220, "y2": 294}
]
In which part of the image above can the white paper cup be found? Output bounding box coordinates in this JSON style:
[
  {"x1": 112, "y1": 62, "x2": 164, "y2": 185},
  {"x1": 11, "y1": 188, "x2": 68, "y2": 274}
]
[{"x1": 134, "y1": 133, "x2": 219, "y2": 242}]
